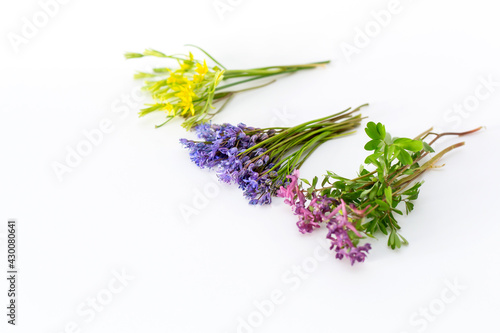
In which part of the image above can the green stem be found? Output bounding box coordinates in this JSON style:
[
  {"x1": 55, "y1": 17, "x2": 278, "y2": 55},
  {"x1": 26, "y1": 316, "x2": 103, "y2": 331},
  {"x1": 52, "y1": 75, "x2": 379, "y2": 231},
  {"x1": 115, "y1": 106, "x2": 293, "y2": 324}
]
[
  {"x1": 393, "y1": 142, "x2": 465, "y2": 189},
  {"x1": 226, "y1": 60, "x2": 330, "y2": 73}
]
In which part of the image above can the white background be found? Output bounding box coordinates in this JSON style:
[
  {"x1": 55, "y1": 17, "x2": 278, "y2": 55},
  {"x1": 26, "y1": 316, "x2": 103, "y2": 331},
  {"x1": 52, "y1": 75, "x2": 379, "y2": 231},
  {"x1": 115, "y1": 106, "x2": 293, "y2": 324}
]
[{"x1": 1, "y1": 0, "x2": 499, "y2": 332}]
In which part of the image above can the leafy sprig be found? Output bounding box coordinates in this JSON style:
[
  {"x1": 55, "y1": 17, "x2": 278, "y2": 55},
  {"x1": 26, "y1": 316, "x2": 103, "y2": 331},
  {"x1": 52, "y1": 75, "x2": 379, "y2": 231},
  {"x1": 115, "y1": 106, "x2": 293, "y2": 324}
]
[{"x1": 300, "y1": 122, "x2": 481, "y2": 250}]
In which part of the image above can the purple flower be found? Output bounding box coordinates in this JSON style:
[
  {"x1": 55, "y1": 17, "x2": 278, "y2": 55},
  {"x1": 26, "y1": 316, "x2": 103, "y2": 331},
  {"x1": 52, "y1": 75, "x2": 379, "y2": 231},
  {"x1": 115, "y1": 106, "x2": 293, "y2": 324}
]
[
  {"x1": 278, "y1": 170, "x2": 371, "y2": 265},
  {"x1": 278, "y1": 170, "x2": 335, "y2": 233},
  {"x1": 325, "y1": 199, "x2": 371, "y2": 265},
  {"x1": 180, "y1": 123, "x2": 283, "y2": 205}
]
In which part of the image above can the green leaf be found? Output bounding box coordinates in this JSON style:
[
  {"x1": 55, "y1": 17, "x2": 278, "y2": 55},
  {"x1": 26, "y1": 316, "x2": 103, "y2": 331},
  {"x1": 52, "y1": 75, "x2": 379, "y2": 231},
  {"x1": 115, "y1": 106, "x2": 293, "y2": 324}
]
[
  {"x1": 402, "y1": 181, "x2": 423, "y2": 195},
  {"x1": 312, "y1": 176, "x2": 318, "y2": 188},
  {"x1": 388, "y1": 231, "x2": 396, "y2": 249},
  {"x1": 384, "y1": 187, "x2": 393, "y2": 206},
  {"x1": 321, "y1": 189, "x2": 331, "y2": 196},
  {"x1": 359, "y1": 166, "x2": 370, "y2": 176},
  {"x1": 334, "y1": 181, "x2": 345, "y2": 190},
  {"x1": 392, "y1": 146, "x2": 401, "y2": 159},
  {"x1": 377, "y1": 170, "x2": 385, "y2": 183},
  {"x1": 365, "y1": 122, "x2": 381, "y2": 140},
  {"x1": 377, "y1": 184, "x2": 385, "y2": 196},
  {"x1": 365, "y1": 154, "x2": 379, "y2": 166},
  {"x1": 392, "y1": 208, "x2": 403, "y2": 215},
  {"x1": 394, "y1": 138, "x2": 423, "y2": 152},
  {"x1": 360, "y1": 188, "x2": 372, "y2": 198},
  {"x1": 397, "y1": 149, "x2": 413, "y2": 165},
  {"x1": 423, "y1": 141, "x2": 435, "y2": 153},
  {"x1": 387, "y1": 144, "x2": 396, "y2": 159},
  {"x1": 363, "y1": 220, "x2": 376, "y2": 234},
  {"x1": 375, "y1": 200, "x2": 390, "y2": 211},
  {"x1": 364, "y1": 139, "x2": 381, "y2": 151},
  {"x1": 301, "y1": 178, "x2": 311, "y2": 186},
  {"x1": 379, "y1": 221, "x2": 388, "y2": 235},
  {"x1": 384, "y1": 132, "x2": 393, "y2": 145},
  {"x1": 369, "y1": 184, "x2": 378, "y2": 200},
  {"x1": 399, "y1": 234, "x2": 409, "y2": 245},
  {"x1": 376, "y1": 123, "x2": 386, "y2": 140},
  {"x1": 394, "y1": 233, "x2": 402, "y2": 248},
  {"x1": 321, "y1": 176, "x2": 328, "y2": 187},
  {"x1": 405, "y1": 201, "x2": 414, "y2": 214}
]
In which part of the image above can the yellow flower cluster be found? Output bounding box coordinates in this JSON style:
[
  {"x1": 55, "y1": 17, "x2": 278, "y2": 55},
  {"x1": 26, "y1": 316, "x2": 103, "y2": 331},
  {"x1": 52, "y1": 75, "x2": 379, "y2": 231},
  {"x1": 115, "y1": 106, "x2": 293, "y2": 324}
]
[
  {"x1": 143, "y1": 53, "x2": 221, "y2": 118},
  {"x1": 127, "y1": 46, "x2": 331, "y2": 129}
]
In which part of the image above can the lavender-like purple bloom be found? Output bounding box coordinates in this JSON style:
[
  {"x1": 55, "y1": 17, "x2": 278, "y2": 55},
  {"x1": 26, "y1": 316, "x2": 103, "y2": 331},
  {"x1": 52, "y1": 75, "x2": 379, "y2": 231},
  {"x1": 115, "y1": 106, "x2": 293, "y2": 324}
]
[{"x1": 180, "y1": 123, "x2": 283, "y2": 205}]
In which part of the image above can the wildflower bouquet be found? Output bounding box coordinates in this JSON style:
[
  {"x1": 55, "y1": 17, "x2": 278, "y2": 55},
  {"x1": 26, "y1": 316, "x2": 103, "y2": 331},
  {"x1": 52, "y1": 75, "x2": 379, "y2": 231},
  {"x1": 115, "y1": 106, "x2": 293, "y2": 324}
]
[
  {"x1": 125, "y1": 46, "x2": 330, "y2": 130},
  {"x1": 278, "y1": 122, "x2": 481, "y2": 265},
  {"x1": 180, "y1": 105, "x2": 367, "y2": 205}
]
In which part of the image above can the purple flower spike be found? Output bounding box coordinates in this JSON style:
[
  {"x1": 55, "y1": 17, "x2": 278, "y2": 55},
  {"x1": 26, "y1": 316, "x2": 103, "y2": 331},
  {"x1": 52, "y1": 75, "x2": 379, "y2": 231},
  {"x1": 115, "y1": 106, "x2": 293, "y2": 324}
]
[{"x1": 180, "y1": 123, "x2": 285, "y2": 205}]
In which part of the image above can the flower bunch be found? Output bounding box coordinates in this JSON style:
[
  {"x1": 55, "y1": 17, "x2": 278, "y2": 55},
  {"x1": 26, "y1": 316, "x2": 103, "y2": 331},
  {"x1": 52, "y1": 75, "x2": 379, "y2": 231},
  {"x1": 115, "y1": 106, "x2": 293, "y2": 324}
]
[
  {"x1": 180, "y1": 105, "x2": 367, "y2": 205},
  {"x1": 278, "y1": 122, "x2": 481, "y2": 265},
  {"x1": 278, "y1": 170, "x2": 372, "y2": 265},
  {"x1": 125, "y1": 46, "x2": 330, "y2": 129}
]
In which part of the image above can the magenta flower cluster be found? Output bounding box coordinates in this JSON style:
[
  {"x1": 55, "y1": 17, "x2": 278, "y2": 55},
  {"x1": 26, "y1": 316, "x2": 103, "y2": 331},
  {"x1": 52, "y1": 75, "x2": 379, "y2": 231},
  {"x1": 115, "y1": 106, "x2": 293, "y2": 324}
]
[{"x1": 277, "y1": 170, "x2": 371, "y2": 265}]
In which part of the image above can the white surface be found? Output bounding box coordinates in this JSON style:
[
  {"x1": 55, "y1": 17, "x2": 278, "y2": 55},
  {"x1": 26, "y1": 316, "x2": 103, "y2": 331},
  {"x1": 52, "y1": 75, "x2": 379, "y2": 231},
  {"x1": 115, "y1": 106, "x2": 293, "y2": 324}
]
[{"x1": 1, "y1": 0, "x2": 499, "y2": 332}]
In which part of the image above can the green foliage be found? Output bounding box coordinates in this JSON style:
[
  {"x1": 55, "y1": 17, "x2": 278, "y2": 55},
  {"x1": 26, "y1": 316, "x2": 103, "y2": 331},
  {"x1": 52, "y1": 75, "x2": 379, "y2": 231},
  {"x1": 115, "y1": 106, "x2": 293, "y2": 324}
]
[
  {"x1": 315, "y1": 122, "x2": 433, "y2": 250},
  {"x1": 298, "y1": 123, "x2": 477, "y2": 253}
]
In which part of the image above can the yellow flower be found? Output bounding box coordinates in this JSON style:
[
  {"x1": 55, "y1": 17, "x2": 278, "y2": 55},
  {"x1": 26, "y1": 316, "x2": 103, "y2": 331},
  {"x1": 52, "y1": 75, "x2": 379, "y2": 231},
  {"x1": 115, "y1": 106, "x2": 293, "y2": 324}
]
[
  {"x1": 180, "y1": 54, "x2": 195, "y2": 72},
  {"x1": 192, "y1": 74, "x2": 204, "y2": 84},
  {"x1": 175, "y1": 83, "x2": 196, "y2": 116},
  {"x1": 195, "y1": 60, "x2": 208, "y2": 76},
  {"x1": 159, "y1": 103, "x2": 174, "y2": 115},
  {"x1": 180, "y1": 62, "x2": 191, "y2": 71},
  {"x1": 167, "y1": 73, "x2": 187, "y2": 85}
]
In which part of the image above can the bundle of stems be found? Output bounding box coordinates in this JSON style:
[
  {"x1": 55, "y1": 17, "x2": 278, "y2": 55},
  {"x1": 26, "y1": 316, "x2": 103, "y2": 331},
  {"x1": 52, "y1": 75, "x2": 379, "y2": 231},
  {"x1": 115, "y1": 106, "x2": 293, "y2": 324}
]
[
  {"x1": 278, "y1": 121, "x2": 481, "y2": 264},
  {"x1": 125, "y1": 45, "x2": 330, "y2": 129},
  {"x1": 180, "y1": 105, "x2": 367, "y2": 204}
]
